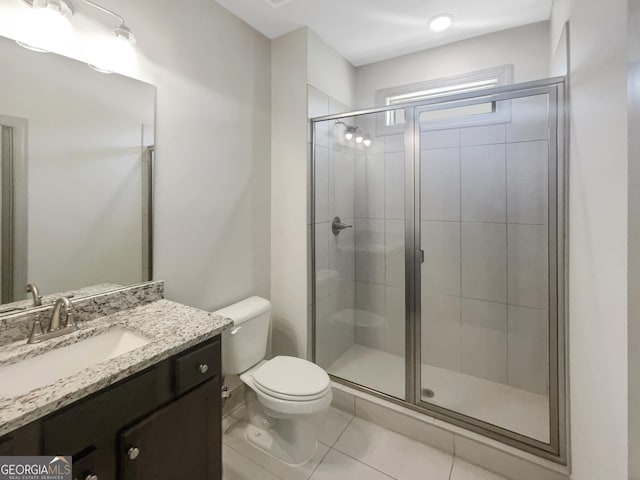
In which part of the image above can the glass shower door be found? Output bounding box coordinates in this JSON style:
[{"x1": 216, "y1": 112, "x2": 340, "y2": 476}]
[
  {"x1": 311, "y1": 78, "x2": 566, "y2": 460},
  {"x1": 415, "y1": 88, "x2": 560, "y2": 450},
  {"x1": 313, "y1": 109, "x2": 407, "y2": 400}
]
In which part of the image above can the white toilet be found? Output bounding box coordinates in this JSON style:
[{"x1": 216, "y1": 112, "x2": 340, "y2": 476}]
[{"x1": 216, "y1": 296, "x2": 332, "y2": 466}]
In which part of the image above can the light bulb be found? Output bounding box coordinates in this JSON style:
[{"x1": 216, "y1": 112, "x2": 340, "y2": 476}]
[
  {"x1": 344, "y1": 131, "x2": 353, "y2": 141},
  {"x1": 363, "y1": 135, "x2": 372, "y2": 147},
  {"x1": 17, "y1": 1, "x2": 73, "y2": 52},
  {"x1": 88, "y1": 34, "x2": 136, "y2": 74},
  {"x1": 355, "y1": 133, "x2": 364, "y2": 144},
  {"x1": 430, "y1": 14, "x2": 453, "y2": 32}
]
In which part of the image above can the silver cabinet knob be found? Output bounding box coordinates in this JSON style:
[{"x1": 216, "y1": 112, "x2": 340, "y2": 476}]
[
  {"x1": 128, "y1": 447, "x2": 140, "y2": 460},
  {"x1": 198, "y1": 364, "x2": 209, "y2": 374},
  {"x1": 85, "y1": 475, "x2": 98, "y2": 480}
]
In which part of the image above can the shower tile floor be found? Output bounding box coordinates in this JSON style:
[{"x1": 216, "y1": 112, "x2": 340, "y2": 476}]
[
  {"x1": 327, "y1": 344, "x2": 549, "y2": 442},
  {"x1": 223, "y1": 404, "x2": 509, "y2": 480}
]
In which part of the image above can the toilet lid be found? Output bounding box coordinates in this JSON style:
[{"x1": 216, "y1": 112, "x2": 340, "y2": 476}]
[{"x1": 252, "y1": 356, "x2": 330, "y2": 398}]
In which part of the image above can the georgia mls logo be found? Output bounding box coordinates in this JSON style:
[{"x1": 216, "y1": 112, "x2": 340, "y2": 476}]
[{"x1": 0, "y1": 455, "x2": 72, "y2": 480}]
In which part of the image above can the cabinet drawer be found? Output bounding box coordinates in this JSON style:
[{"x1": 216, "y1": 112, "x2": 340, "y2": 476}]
[
  {"x1": 43, "y1": 362, "x2": 171, "y2": 455},
  {"x1": 175, "y1": 339, "x2": 220, "y2": 395},
  {"x1": 71, "y1": 444, "x2": 115, "y2": 480},
  {"x1": 72, "y1": 448, "x2": 97, "y2": 480},
  {"x1": 0, "y1": 423, "x2": 40, "y2": 456}
]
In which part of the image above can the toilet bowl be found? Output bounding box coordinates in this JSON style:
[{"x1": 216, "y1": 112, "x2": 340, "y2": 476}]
[{"x1": 216, "y1": 297, "x2": 332, "y2": 466}]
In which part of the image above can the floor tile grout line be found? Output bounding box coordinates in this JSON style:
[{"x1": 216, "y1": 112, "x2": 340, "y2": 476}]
[
  {"x1": 223, "y1": 442, "x2": 284, "y2": 480},
  {"x1": 332, "y1": 416, "x2": 456, "y2": 480},
  {"x1": 448, "y1": 453, "x2": 455, "y2": 480},
  {"x1": 306, "y1": 443, "x2": 332, "y2": 480},
  {"x1": 224, "y1": 412, "x2": 505, "y2": 480},
  {"x1": 332, "y1": 413, "x2": 356, "y2": 447},
  {"x1": 332, "y1": 448, "x2": 400, "y2": 480}
]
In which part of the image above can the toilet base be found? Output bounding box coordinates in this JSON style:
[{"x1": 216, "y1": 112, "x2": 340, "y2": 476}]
[
  {"x1": 244, "y1": 419, "x2": 318, "y2": 466},
  {"x1": 239, "y1": 366, "x2": 329, "y2": 466}
]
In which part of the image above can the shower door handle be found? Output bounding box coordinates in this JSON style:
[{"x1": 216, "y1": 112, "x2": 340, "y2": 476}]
[{"x1": 417, "y1": 249, "x2": 424, "y2": 264}]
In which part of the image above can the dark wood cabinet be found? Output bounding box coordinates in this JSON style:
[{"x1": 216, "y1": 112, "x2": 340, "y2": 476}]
[
  {"x1": 120, "y1": 376, "x2": 221, "y2": 480},
  {"x1": 0, "y1": 335, "x2": 222, "y2": 480},
  {"x1": 71, "y1": 446, "x2": 115, "y2": 480}
]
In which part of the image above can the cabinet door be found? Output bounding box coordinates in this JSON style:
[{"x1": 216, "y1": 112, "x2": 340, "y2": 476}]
[{"x1": 120, "y1": 377, "x2": 221, "y2": 480}]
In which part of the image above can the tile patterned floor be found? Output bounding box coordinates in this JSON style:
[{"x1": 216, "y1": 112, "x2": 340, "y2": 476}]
[{"x1": 223, "y1": 405, "x2": 510, "y2": 480}]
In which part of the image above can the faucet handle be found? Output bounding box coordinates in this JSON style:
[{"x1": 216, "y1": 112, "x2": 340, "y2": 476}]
[
  {"x1": 27, "y1": 319, "x2": 45, "y2": 343},
  {"x1": 58, "y1": 297, "x2": 74, "y2": 328}
]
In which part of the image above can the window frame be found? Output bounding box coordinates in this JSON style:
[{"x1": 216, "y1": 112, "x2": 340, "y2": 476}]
[{"x1": 374, "y1": 65, "x2": 514, "y2": 135}]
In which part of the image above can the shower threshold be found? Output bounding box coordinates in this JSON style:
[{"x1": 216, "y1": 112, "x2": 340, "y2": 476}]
[{"x1": 328, "y1": 344, "x2": 549, "y2": 442}]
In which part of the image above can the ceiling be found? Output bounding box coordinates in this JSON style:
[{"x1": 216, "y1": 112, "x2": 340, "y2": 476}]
[{"x1": 214, "y1": 0, "x2": 553, "y2": 66}]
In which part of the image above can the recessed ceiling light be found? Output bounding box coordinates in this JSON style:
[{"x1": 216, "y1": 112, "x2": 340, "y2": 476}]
[{"x1": 429, "y1": 14, "x2": 453, "y2": 33}]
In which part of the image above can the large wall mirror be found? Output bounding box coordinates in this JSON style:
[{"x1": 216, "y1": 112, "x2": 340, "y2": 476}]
[{"x1": 0, "y1": 34, "x2": 155, "y2": 307}]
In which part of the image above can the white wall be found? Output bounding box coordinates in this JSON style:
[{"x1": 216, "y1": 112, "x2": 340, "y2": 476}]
[
  {"x1": 0, "y1": 37, "x2": 153, "y2": 293},
  {"x1": 355, "y1": 22, "x2": 550, "y2": 109},
  {"x1": 565, "y1": 0, "x2": 629, "y2": 478},
  {"x1": 628, "y1": 0, "x2": 640, "y2": 478},
  {"x1": 550, "y1": 0, "x2": 570, "y2": 60},
  {"x1": 0, "y1": 0, "x2": 272, "y2": 310},
  {"x1": 307, "y1": 29, "x2": 356, "y2": 109},
  {"x1": 271, "y1": 27, "x2": 357, "y2": 359},
  {"x1": 549, "y1": 0, "x2": 569, "y2": 77},
  {"x1": 271, "y1": 28, "x2": 309, "y2": 357}
]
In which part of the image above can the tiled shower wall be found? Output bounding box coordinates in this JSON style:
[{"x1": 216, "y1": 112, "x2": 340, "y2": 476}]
[
  {"x1": 352, "y1": 130, "x2": 406, "y2": 359},
  {"x1": 353, "y1": 95, "x2": 551, "y2": 396},
  {"x1": 309, "y1": 86, "x2": 357, "y2": 369}
]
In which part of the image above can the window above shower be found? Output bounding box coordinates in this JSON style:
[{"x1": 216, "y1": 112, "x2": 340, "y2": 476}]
[{"x1": 375, "y1": 65, "x2": 514, "y2": 134}]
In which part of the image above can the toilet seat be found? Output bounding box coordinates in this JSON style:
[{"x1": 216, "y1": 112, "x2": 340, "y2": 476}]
[
  {"x1": 252, "y1": 356, "x2": 331, "y2": 401},
  {"x1": 254, "y1": 382, "x2": 332, "y2": 401}
]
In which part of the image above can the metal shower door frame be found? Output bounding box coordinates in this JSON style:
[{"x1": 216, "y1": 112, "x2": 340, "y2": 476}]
[
  {"x1": 405, "y1": 81, "x2": 566, "y2": 463},
  {"x1": 310, "y1": 76, "x2": 567, "y2": 464}
]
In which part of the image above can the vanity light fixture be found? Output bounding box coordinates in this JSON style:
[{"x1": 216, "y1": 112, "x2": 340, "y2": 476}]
[
  {"x1": 18, "y1": 0, "x2": 74, "y2": 52},
  {"x1": 344, "y1": 125, "x2": 357, "y2": 140},
  {"x1": 87, "y1": 63, "x2": 113, "y2": 73},
  {"x1": 334, "y1": 121, "x2": 372, "y2": 147},
  {"x1": 429, "y1": 14, "x2": 453, "y2": 33},
  {"x1": 335, "y1": 121, "x2": 356, "y2": 141},
  {"x1": 15, "y1": 41, "x2": 50, "y2": 52},
  {"x1": 83, "y1": 0, "x2": 137, "y2": 46},
  {"x1": 17, "y1": 0, "x2": 137, "y2": 56},
  {"x1": 80, "y1": 0, "x2": 137, "y2": 73},
  {"x1": 21, "y1": 0, "x2": 74, "y2": 17}
]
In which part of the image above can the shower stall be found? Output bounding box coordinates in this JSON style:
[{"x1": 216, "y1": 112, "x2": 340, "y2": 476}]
[{"x1": 310, "y1": 78, "x2": 566, "y2": 462}]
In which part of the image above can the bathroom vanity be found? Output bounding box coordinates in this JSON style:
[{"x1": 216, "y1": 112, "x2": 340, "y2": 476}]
[
  {"x1": 0, "y1": 282, "x2": 232, "y2": 480},
  {"x1": 1, "y1": 337, "x2": 221, "y2": 480}
]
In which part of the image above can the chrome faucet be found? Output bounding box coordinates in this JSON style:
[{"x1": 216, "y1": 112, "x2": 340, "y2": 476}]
[
  {"x1": 48, "y1": 297, "x2": 73, "y2": 332},
  {"x1": 25, "y1": 283, "x2": 42, "y2": 307},
  {"x1": 27, "y1": 297, "x2": 76, "y2": 344}
]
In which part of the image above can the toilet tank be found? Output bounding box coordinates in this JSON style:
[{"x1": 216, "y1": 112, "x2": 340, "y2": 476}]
[{"x1": 214, "y1": 296, "x2": 271, "y2": 376}]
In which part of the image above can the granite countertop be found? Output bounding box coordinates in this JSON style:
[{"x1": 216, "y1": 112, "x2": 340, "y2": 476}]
[
  {"x1": 0, "y1": 299, "x2": 233, "y2": 436},
  {"x1": 0, "y1": 283, "x2": 123, "y2": 315}
]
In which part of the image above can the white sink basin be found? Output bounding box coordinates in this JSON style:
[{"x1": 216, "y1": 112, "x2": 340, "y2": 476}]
[{"x1": 0, "y1": 327, "x2": 151, "y2": 398}]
